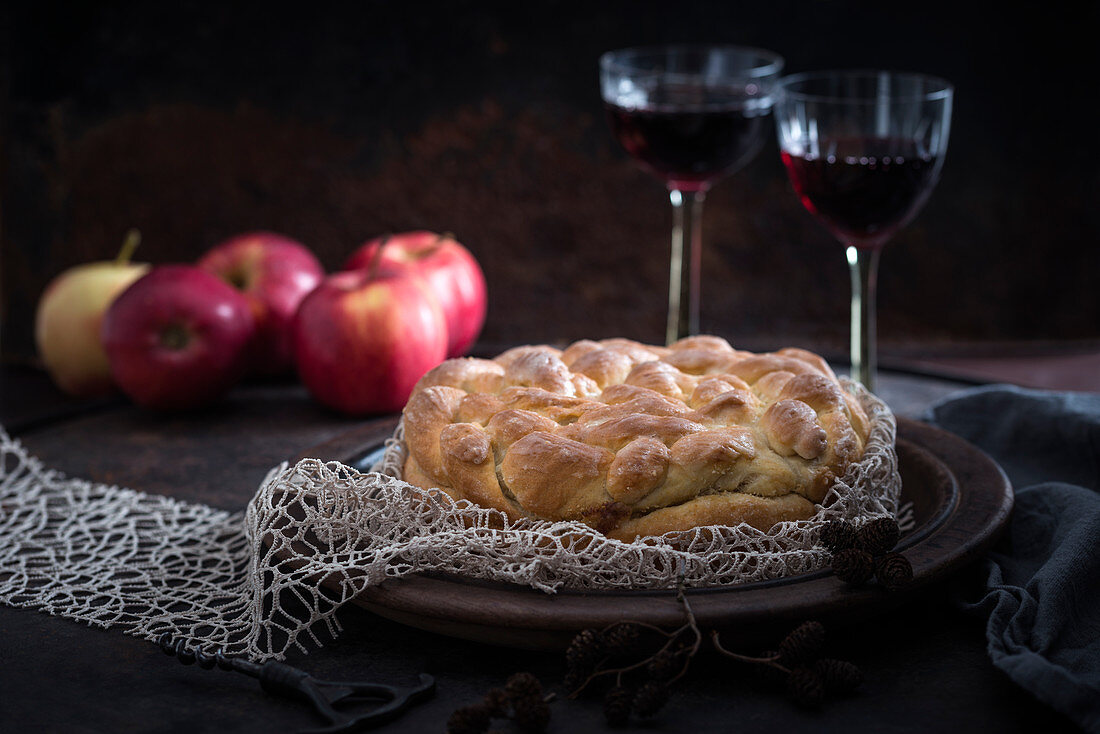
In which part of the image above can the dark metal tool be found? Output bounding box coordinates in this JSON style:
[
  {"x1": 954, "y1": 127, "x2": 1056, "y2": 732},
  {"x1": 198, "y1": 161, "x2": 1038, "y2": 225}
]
[{"x1": 157, "y1": 633, "x2": 435, "y2": 733}]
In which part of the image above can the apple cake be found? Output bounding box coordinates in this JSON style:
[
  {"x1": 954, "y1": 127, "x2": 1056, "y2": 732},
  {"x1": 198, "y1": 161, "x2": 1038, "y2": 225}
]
[{"x1": 400, "y1": 336, "x2": 871, "y2": 541}]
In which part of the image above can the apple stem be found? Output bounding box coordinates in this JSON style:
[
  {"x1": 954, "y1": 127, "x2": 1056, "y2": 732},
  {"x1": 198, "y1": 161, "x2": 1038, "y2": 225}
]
[
  {"x1": 367, "y1": 234, "x2": 391, "y2": 281},
  {"x1": 116, "y1": 229, "x2": 142, "y2": 265},
  {"x1": 426, "y1": 231, "x2": 454, "y2": 256}
]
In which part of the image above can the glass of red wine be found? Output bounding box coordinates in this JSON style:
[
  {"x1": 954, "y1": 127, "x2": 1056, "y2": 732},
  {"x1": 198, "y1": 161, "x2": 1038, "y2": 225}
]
[
  {"x1": 600, "y1": 45, "x2": 784, "y2": 344},
  {"x1": 775, "y1": 70, "x2": 953, "y2": 392}
]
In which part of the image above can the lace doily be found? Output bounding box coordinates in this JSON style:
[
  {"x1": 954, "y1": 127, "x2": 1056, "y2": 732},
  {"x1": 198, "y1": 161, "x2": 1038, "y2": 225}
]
[{"x1": 0, "y1": 382, "x2": 898, "y2": 660}]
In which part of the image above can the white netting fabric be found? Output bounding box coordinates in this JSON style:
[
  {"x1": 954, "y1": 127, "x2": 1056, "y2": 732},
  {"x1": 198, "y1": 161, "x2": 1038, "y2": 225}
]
[
  {"x1": 0, "y1": 432, "x2": 256, "y2": 652},
  {"x1": 0, "y1": 382, "x2": 897, "y2": 661}
]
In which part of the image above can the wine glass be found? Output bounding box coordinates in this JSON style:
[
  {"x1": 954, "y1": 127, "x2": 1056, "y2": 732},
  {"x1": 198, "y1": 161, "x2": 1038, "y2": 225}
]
[
  {"x1": 600, "y1": 45, "x2": 784, "y2": 344},
  {"x1": 774, "y1": 70, "x2": 953, "y2": 392}
]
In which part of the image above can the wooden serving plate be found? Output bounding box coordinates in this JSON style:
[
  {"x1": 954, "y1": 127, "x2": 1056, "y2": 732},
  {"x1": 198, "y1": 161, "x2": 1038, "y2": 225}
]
[{"x1": 294, "y1": 417, "x2": 1012, "y2": 650}]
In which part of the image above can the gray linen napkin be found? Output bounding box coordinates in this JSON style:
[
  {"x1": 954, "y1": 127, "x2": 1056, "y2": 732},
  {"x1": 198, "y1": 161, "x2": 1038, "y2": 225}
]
[{"x1": 925, "y1": 385, "x2": 1100, "y2": 732}]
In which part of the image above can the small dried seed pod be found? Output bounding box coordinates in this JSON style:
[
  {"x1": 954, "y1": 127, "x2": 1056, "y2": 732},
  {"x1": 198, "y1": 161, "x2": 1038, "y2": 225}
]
[
  {"x1": 778, "y1": 621, "x2": 825, "y2": 665},
  {"x1": 815, "y1": 658, "x2": 864, "y2": 694},
  {"x1": 482, "y1": 687, "x2": 510, "y2": 717},
  {"x1": 646, "y1": 646, "x2": 690, "y2": 681},
  {"x1": 512, "y1": 695, "x2": 551, "y2": 733},
  {"x1": 565, "y1": 628, "x2": 604, "y2": 670},
  {"x1": 832, "y1": 547, "x2": 875, "y2": 585},
  {"x1": 875, "y1": 552, "x2": 914, "y2": 590},
  {"x1": 632, "y1": 680, "x2": 671, "y2": 718},
  {"x1": 504, "y1": 672, "x2": 543, "y2": 702},
  {"x1": 855, "y1": 517, "x2": 901, "y2": 555},
  {"x1": 603, "y1": 685, "x2": 635, "y2": 727},
  {"x1": 563, "y1": 666, "x2": 589, "y2": 694},
  {"x1": 446, "y1": 703, "x2": 492, "y2": 734},
  {"x1": 601, "y1": 622, "x2": 643, "y2": 656},
  {"x1": 785, "y1": 667, "x2": 826, "y2": 708},
  {"x1": 819, "y1": 520, "x2": 857, "y2": 552}
]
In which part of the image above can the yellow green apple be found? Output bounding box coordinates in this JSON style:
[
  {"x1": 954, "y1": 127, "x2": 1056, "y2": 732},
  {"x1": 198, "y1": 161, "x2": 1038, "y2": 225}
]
[{"x1": 34, "y1": 230, "x2": 149, "y2": 396}]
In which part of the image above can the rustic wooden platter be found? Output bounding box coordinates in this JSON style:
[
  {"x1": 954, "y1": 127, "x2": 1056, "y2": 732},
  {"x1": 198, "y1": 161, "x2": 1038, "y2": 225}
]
[{"x1": 294, "y1": 416, "x2": 1013, "y2": 650}]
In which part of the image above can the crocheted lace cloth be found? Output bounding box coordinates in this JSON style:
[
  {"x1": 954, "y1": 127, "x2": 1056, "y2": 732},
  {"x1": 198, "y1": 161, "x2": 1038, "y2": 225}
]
[{"x1": 0, "y1": 382, "x2": 898, "y2": 661}]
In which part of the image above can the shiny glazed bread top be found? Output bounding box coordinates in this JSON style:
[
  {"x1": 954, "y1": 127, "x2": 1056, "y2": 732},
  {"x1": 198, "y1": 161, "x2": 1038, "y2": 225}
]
[{"x1": 400, "y1": 336, "x2": 871, "y2": 541}]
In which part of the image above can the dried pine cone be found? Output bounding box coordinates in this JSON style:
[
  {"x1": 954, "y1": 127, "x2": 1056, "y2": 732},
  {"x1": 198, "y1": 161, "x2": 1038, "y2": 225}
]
[
  {"x1": 778, "y1": 621, "x2": 825, "y2": 665},
  {"x1": 819, "y1": 520, "x2": 856, "y2": 552},
  {"x1": 482, "y1": 687, "x2": 510, "y2": 717},
  {"x1": 565, "y1": 629, "x2": 604, "y2": 670},
  {"x1": 563, "y1": 666, "x2": 589, "y2": 694},
  {"x1": 447, "y1": 703, "x2": 492, "y2": 734},
  {"x1": 832, "y1": 547, "x2": 875, "y2": 585},
  {"x1": 603, "y1": 685, "x2": 635, "y2": 727},
  {"x1": 855, "y1": 517, "x2": 901, "y2": 555},
  {"x1": 645, "y1": 647, "x2": 687, "y2": 681},
  {"x1": 601, "y1": 622, "x2": 643, "y2": 656},
  {"x1": 504, "y1": 672, "x2": 543, "y2": 702},
  {"x1": 632, "y1": 680, "x2": 671, "y2": 718},
  {"x1": 875, "y1": 552, "x2": 914, "y2": 590},
  {"x1": 512, "y1": 695, "x2": 551, "y2": 733},
  {"x1": 786, "y1": 667, "x2": 826, "y2": 708},
  {"x1": 815, "y1": 658, "x2": 863, "y2": 694}
]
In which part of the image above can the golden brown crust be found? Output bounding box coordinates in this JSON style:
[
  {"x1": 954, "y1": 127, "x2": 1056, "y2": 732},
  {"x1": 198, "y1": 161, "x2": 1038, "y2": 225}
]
[
  {"x1": 401, "y1": 337, "x2": 871, "y2": 540},
  {"x1": 608, "y1": 492, "x2": 817, "y2": 540}
]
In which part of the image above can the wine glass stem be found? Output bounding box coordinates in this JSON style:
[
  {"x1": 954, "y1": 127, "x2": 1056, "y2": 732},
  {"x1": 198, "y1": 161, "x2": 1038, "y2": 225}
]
[
  {"x1": 847, "y1": 245, "x2": 881, "y2": 392},
  {"x1": 667, "y1": 188, "x2": 705, "y2": 345}
]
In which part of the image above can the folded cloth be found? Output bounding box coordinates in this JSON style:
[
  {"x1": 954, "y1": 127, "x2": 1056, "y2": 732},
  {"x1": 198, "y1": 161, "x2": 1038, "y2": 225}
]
[{"x1": 926, "y1": 385, "x2": 1100, "y2": 732}]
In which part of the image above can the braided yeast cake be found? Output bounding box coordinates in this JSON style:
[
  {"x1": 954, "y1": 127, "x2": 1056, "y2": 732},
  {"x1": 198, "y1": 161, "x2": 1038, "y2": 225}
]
[{"x1": 401, "y1": 336, "x2": 871, "y2": 541}]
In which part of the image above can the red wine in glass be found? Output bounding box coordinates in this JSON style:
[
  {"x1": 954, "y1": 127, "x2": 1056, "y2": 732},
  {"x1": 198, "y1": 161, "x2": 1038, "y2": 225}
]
[
  {"x1": 605, "y1": 85, "x2": 770, "y2": 191},
  {"x1": 780, "y1": 137, "x2": 939, "y2": 249},
  {"x1": 775, "y1": 70, "x2": 953, "y2": 392},
  {"x1": 600, "y1": 45, "x2": 784, "y2": 344}
]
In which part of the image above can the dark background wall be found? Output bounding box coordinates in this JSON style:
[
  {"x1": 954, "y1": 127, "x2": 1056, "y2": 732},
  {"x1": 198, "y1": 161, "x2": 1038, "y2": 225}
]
[{"x1": 2, "y1": 1, "x2": 1097, "y2": 364}]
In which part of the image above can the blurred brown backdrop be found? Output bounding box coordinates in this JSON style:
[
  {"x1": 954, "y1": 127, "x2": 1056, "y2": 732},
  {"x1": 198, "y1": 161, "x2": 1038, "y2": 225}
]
[{"x1": 2, "y1": 1, "x2": 1097, "y2": 365}]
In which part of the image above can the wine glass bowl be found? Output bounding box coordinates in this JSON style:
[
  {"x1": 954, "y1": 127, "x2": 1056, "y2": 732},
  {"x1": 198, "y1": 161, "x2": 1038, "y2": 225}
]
[
  {"x1": 600, "y1": 45, "x2": 784, "y2": 343},
  {"x1": 601, "y1": 45, "x2": 784, "y2": 192},
  {"x1": 775, "y1": 70, "x2": 953, "y2": 390}
]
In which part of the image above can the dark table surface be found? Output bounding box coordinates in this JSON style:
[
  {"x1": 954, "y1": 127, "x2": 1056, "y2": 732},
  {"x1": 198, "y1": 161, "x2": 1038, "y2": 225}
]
[{"x1": 0, "y1": 363, "x2": 1084, "y2": 733}]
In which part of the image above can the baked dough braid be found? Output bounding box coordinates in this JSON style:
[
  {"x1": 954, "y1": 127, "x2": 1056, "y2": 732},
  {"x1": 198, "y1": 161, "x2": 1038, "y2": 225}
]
[{"x1": 402, "y1": 336, "x2": 870, "y2": 540}]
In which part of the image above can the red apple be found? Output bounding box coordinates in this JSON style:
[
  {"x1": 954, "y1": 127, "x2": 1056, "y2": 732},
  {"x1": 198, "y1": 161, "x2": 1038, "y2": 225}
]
[
  {"x1": 293, "y1": 265, "x2": 447, "y2": 415},
  {"x1": 101, "y1": 265, "x2": 256, "y2": 410},
  {"x1": 198, "y1": 231, "x2": 324, "y2": 374},
  {"x1": 344, "y1": 231, "x2": 486, "y2": 358}
]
